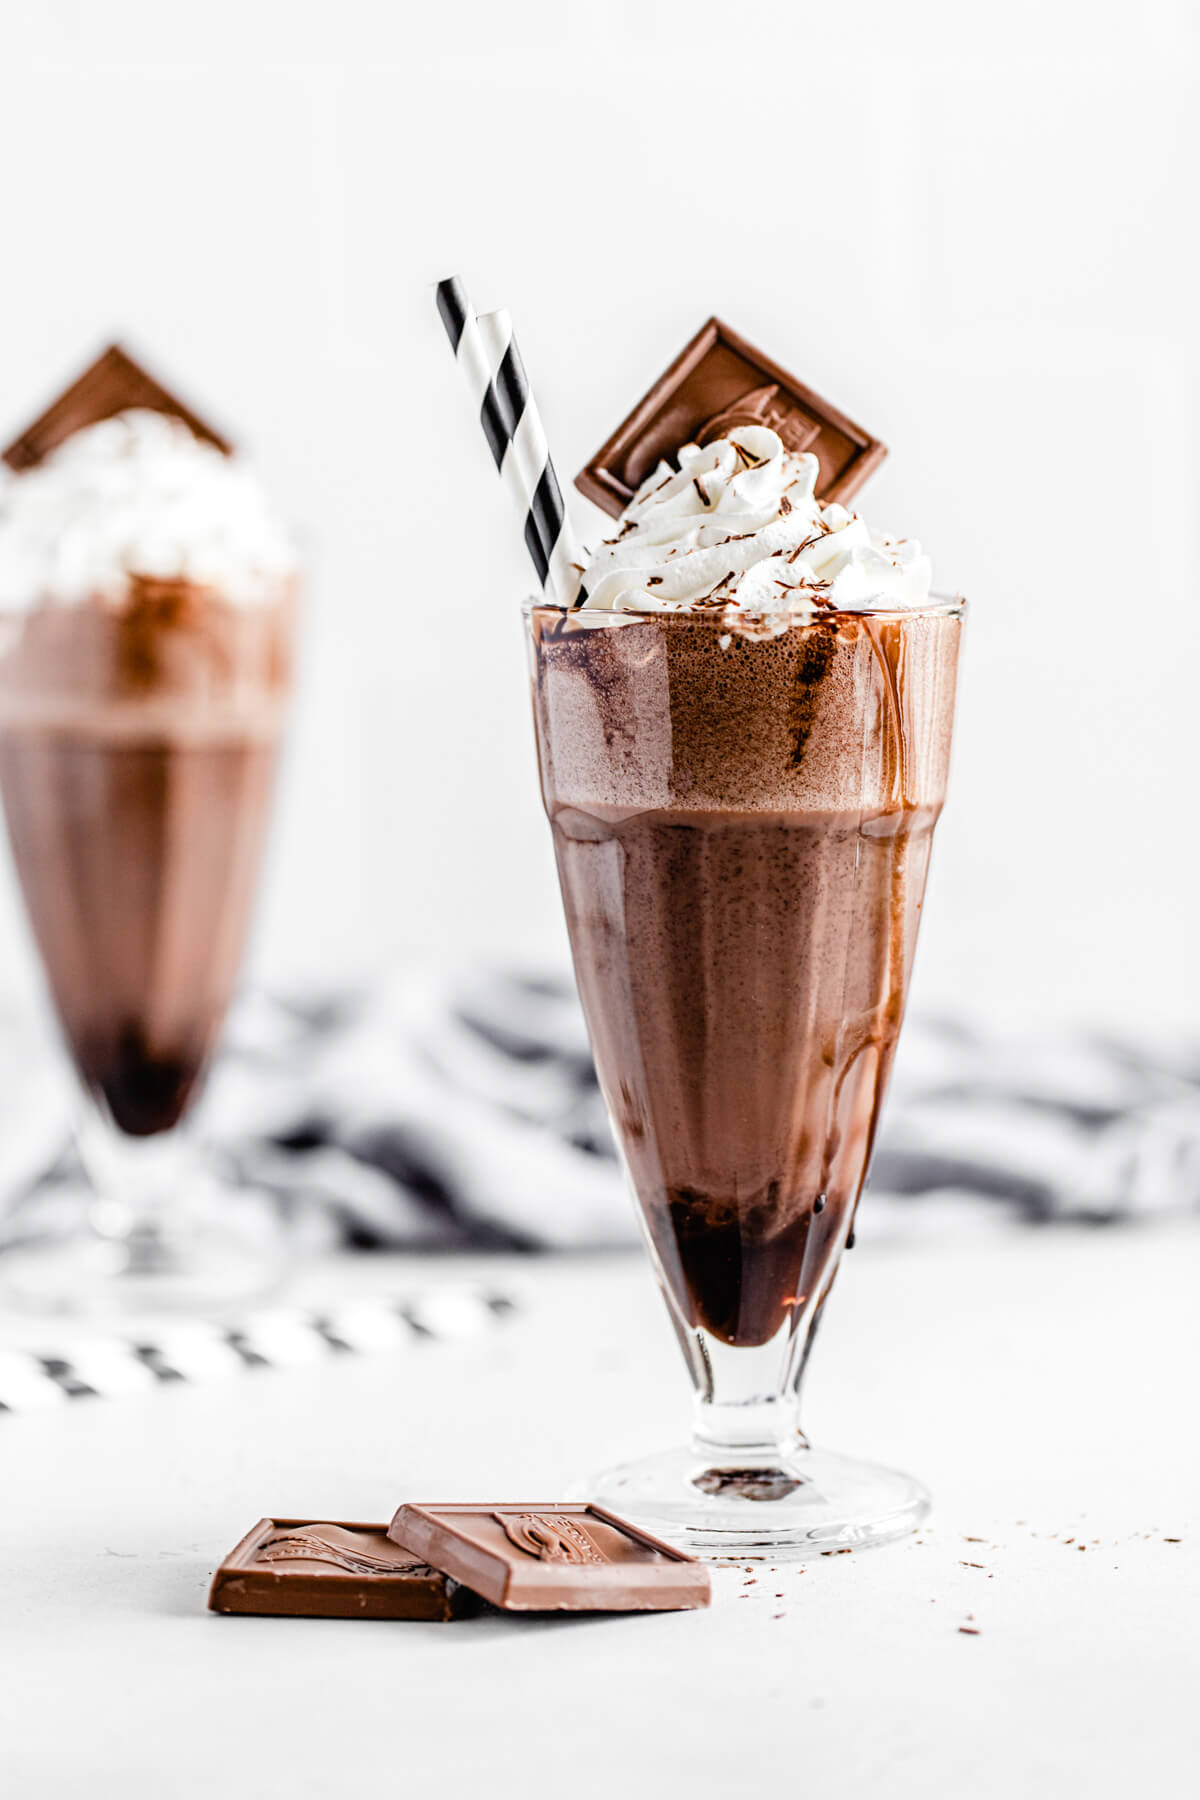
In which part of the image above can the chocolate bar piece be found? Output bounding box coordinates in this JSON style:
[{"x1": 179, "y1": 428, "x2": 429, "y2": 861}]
[
  {"x1": 208, "y1": 1518, "x2": 479, "y2": 1621},
  {"x1": 576, "y1": 317, "x2": 886, "y2": 518},
  {"x1": 388, "y1": 1502, "x2": 710, "y2": 1612},
  {"x1": 2, "y1": 343, "x2": 231, "y2": 473}
]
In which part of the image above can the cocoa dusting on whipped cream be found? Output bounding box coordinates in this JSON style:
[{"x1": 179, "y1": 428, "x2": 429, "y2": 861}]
[{"x1": 575, "y1": 422, "x2": 932, "y2": 634}]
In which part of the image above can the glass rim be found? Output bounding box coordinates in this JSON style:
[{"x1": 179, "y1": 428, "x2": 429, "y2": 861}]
[{"x1": 522, "y1": 591, "x2": 966, "y2": 622}]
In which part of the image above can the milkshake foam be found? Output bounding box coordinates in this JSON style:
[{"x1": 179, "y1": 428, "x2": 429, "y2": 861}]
[{"x1": 578, "y1": 424, "x2": 931, "y2": 626}]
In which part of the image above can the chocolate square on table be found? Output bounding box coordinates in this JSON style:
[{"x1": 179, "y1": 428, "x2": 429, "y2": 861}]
[
  {"x1": 2, "y1": 343, "x2": 231, "y2": 473},
  {"x1": 388, "y1": 1502, "x2": 711, "y2": 1612},
  {"x1": 208, "y1": 1518, "x2": 480, "y2": 1621},
  {"x1": 575, "y1": 317, "x2": 886, "y2": 518}
]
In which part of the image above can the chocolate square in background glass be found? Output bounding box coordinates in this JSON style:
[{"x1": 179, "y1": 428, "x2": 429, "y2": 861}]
[{"x1": 1, "y1": 343, "x2": 231, "y2": 472}]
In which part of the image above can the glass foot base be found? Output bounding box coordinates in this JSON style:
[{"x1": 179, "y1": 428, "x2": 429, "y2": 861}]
[
  {"x1": 586, "y1": 1444, "x2": 930, "y2": 1561},
  {"x1": 0, "y1": 1194, "x2": 286, "y2": 1318}
]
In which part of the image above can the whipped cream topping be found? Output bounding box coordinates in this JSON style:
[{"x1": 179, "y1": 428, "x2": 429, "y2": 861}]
[
  {"x1": 0, "y1": 409, "x2": 298, "y2": 609},
  {"x1": 579, "y1": 425, "x2": 931, "y2": 625}
]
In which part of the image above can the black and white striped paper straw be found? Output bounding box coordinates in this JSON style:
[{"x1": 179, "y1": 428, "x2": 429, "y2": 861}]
[
  {"x1": 435, "y1": 277, "x2": 582, "y2": 608},
  {"x1": 0, "y1": 1289, "x2": 513, "y2": 1415}
]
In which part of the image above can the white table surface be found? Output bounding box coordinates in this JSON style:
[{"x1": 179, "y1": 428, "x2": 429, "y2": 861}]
[{"x1": 1, "y1": 1222, "x2": 1197, "y2": 1799}]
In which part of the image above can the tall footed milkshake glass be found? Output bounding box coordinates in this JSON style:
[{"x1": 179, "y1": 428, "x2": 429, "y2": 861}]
[
  {"x1": 525, "y1": 595, "x2": 962, "y2": 1557},
  {"x1": 0, "y1": 410, "x2": 298, "y2": 1313},
  {"x1": 0, "y1": 575, "x2": 296, "y2": 1312}
]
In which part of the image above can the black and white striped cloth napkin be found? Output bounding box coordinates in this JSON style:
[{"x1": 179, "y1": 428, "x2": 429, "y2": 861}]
[
  {"x1": 2, "y1": 965, "x2": 1198, "y2": 1413},
  {"x1": 3, "y1": 963, "x2": 1200, "y2": 1261}
]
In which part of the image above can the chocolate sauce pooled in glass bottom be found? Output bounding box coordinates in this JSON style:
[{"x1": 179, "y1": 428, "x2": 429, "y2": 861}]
[{"x1": 528, "y1": 599, "x2": 961, "y2": 1553}]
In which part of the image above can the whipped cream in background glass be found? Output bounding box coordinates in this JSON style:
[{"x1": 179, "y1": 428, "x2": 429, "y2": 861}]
[
  {"x1": 0, "y1": 409, "x2": 298, "y2": 610},
  {"x1": 578, "y1": 424, "x2": 932, "y2": 631}
]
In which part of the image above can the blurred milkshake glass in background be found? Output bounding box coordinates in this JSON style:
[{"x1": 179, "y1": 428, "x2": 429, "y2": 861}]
[
  {"x1": 526, "y1": 420, "x2": 962, "y2": 1556},
  {"x1": 0, "y1": 360, "x2": 298, "y2": 1311}
]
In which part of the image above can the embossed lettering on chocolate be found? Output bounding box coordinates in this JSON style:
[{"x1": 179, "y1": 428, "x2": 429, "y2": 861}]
[
  {"x1": 209, "y1": 1518, "x2": 479, "y2": 1621},
  {"x1": 528, "y1": 604, "x2": 961, "y2": 1348}
]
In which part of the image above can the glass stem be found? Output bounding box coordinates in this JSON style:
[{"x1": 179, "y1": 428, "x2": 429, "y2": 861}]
[
  {"x1": 682, "y1": 1322, "x2": 812, "y2": 1461},
  {"x1": 76, "y1": 1103, "x2": 189, "y2": 1248},
  {"x1": 692, "y1": 1394, "x2": 807, "y2": 1459}
]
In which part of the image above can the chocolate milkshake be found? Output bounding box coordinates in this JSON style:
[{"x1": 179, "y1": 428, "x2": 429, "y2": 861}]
[
  {"x1": 528, "y1": 423, "x2": 961, "y2": 1358},
  {"x1": 531, "y1": 604, "x2": 957, "y2": 1349},
  {"x1": 0, "y1": 406, "x2": 297, "y2": 1143}
]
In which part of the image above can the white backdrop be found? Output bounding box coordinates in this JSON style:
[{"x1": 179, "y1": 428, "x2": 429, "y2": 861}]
[{"x1": 0, "y1": 0, "x2": 1195, "y2": 1033}]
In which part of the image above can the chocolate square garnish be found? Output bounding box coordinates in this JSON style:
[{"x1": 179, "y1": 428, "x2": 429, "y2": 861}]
[
  {"x1": 2, "y1": 343, "x2": 232, "y2": 473},
  {"x1": 207, "y1": 1518, "x2": 480, "y2": 1621},
  {"x1": 576, "y1": 317, "x2": 886, "y2": 518},
  {"x1": 388, "y1": 1502, "x2": 711, "y2": 1612}
]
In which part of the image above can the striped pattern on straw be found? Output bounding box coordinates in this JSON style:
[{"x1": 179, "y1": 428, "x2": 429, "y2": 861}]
[
  {"x1": 435, "y1": 277, "x2": 582, "y2": 608},
  {"x1": 0, "y1": 1289, "x2": 513, "y2": 1414}
]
